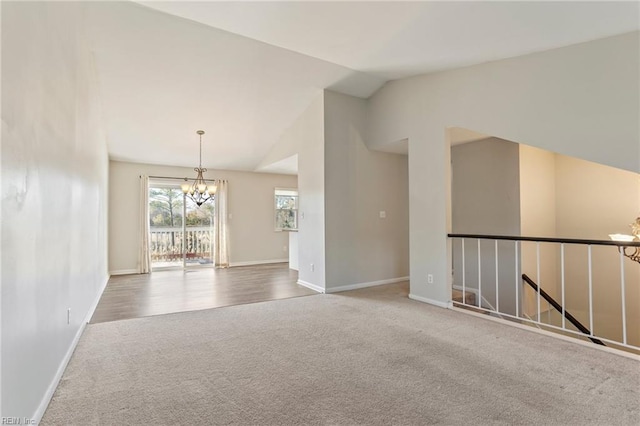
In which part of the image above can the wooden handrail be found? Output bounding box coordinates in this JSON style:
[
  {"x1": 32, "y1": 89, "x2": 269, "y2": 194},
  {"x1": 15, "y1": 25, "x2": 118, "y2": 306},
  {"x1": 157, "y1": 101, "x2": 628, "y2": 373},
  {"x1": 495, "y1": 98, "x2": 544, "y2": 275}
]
[
  {"x1": 448, "y1": 233, "x2": 640, "y2": 248},
  {"x1": 522, "y1": 274, "x2": 604, "y2": 346}
]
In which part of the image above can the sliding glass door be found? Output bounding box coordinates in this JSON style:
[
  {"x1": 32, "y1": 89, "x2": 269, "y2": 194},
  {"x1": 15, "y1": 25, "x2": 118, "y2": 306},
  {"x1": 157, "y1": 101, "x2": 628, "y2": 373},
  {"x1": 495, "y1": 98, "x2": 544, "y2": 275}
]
[
  {"x1": 183, "y1": 195, "x2": 214, "y2": 267},
  {"x1": 148, "y1": 180, "x2": 214, "y2": 270}
]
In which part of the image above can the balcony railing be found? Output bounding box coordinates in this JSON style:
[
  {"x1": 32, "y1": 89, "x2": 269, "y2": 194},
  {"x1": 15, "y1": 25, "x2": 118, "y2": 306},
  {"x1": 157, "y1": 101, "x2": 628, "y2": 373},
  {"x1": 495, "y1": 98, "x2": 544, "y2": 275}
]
[
  {"x1": 448, "y1": 233, "x2": 640, "y2": 354},
  {"x1": 150, "y1": 226, "x2": 213, "y2": 265}
]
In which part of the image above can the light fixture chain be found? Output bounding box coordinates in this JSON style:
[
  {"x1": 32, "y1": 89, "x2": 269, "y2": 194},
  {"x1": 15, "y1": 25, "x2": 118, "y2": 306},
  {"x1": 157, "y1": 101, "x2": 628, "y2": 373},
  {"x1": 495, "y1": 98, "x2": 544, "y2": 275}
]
[
  {"x1": 181, "y1": 130, "x2": 215, "y2": 207},
  {"x1": 199, "y1": 132, "x2": 203, "y2": 169}
]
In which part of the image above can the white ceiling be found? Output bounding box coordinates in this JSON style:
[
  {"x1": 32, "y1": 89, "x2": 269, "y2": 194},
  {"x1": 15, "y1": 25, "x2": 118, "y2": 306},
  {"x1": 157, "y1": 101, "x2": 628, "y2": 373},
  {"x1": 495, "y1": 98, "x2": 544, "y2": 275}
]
[
  {"x1": 90, "y1": 1, "x2": 639, "y2": 172},
  {"x1": 88, "y1": 2, "x2": 384, "y2": 170},
  {"x1": 139, "y1": 1, "x2": 640, "y2": 79},
  {"x1": 256, "y1": 154, "x2": 299, "y2": 175}
]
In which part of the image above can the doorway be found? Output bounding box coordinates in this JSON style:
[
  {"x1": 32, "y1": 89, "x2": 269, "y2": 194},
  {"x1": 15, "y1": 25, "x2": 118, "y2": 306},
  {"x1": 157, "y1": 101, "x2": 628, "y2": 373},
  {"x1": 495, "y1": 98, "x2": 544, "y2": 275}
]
[{"x1": 148, "y1": 179, "x2": 215, "y2": 270}]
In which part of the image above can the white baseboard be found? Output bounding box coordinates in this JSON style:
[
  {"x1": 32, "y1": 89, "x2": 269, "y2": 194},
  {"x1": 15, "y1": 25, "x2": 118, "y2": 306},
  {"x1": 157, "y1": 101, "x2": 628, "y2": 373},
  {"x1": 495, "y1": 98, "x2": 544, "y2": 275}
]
[
  {"x1": 112, "y1": 261, "x2": 289, "y2": 273},
  {"x1": 230, "y1": 259, "x2": 288, "y2": 267},
  {"x1": 326, "y1": 276, "x2": 409, "y2": 294},
  {"x1": 409, "y1": 293, "x2": 453, "y2": 309},
  {"x1": 297, "y1": 279, "x2": 325, "y2": 293},
  {"x1": 87, "y1": 274, "x2": 110, "y2": 325},
  {"x1": 109, "y1": 268, "x2": 138, "y2": 275},
  {"x1": 33, "y1": 273, "x2": 110, "y2": 423}
]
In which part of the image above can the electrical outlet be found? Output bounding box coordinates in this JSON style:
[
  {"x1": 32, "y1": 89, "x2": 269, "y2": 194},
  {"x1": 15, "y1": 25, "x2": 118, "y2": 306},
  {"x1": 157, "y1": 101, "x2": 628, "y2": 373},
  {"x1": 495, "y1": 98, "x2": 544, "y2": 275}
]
[
  {"x1": 379, "y1": 211, "x2": 386, "y2": 219},
  {"x1": 283, "y1": 245, "x2": 288, "y2": 252},
  {"x1": 310, "y1": 263, "x2": 315, "y2": 272},
  {"x1": 427, "y1": 274, "x2": 434, "y2": 284},
  {"x1": 67, "y1": 308, "x2": 71, "y2": 325}
]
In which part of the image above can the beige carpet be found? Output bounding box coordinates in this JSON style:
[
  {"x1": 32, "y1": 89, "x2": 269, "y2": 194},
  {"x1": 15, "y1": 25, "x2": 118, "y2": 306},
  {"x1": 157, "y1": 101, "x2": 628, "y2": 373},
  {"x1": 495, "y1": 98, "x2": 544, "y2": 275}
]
[{"x1": 43, "y1": 283, "x2": 639, "y2": 425}]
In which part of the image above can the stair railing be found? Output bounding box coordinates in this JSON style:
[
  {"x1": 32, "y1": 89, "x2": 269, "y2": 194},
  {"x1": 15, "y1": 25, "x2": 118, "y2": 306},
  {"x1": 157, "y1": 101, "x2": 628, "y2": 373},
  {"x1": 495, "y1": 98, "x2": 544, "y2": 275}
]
[
  {"x1": 448, "y1": 233, "x2": 639, "y2": 353},
  {"x1": 521, "y1": 274, "x2": 604, "y2": 345}
]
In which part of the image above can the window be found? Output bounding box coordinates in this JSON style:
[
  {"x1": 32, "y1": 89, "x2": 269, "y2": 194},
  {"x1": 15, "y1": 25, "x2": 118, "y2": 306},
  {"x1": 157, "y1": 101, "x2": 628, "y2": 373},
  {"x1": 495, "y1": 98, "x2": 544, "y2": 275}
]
[
  {"x1": 275, "y1": 188, "x2": 298, "y2": 231},
  {"x1": 148, "y1": 179, "x2": 214, "y2": 270}
]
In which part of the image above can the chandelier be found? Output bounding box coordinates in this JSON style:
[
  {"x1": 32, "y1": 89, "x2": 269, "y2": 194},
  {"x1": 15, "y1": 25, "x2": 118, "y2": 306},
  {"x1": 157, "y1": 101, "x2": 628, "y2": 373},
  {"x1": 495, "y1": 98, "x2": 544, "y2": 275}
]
[
  {"x1": 609, "y1": 215, "x2": 640, "y2": 264},
  {"x1": 180, "y1": 130, "x2": 216, "y2": 206}
]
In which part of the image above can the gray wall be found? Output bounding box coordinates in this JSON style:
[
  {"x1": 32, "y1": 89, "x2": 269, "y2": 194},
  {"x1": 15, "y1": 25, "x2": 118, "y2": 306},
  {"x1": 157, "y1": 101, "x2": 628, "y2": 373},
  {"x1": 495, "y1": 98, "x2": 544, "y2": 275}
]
[
  {"x1": 1, "y1": 2, "x2": 109, "y2": 419},
  {"x1": 273, "y1": 90, "x2": 410, "y2": 292},
  {"x1": 367, "y1": 32, "x2": 640, "y2": 306},
  {"x1": 284, "y1": 94, "x2": 327, "y2": 290},
  {"x1": 451, "y1": 138, "x2": 520, "y2": 314},
  {"x1": 324, "y1": 91, "x2": 409, "y2": 289},
  {"x1": 109, "y1": 161, "x2": 298, "y2": 273}
]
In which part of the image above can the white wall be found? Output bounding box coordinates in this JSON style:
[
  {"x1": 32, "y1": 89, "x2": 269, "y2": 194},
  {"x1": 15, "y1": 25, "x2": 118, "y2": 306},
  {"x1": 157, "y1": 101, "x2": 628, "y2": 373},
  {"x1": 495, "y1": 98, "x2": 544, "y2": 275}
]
[
  {"x1": 285, "y1": 94, "x2": 327, "y2": 291},
  {"x1": 324, "y1": 91, "x2": 409, "y2": 290},
  {"x1": 1, "y1": 2, "x2": 109, "y2": 420},
  {"x1": 273, "y1": 90, "x2": 410, "y2": 292},
  {"x1": 367, "y1": 32, "x2": 640, "y2": 306},
  {"x1": 451, "y1": 138, "x2": 520, "y2": 314},
  {"x1": 288, "y1": 232, "x2": 299, "y2": 270},
  {"x1": 109, "y1": 161, "x2": 297, "y2": 273}
]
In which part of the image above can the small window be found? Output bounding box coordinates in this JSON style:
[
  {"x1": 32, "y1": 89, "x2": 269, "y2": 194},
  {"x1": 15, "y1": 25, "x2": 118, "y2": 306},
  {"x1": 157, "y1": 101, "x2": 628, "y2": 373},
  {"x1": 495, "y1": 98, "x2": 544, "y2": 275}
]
[{"x1": 275, "y1": 188, "x2": 298, "y2": 231}]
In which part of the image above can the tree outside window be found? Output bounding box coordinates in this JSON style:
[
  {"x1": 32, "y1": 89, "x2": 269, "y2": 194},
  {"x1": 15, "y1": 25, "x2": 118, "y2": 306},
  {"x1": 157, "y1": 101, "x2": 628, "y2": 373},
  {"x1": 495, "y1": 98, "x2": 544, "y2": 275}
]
[
  {"x1": 275, "y1": 188, "x2": 298, "y2": 231},
  {"x1": 149, "y1": 188, "x2": 184, "y2": 227}
]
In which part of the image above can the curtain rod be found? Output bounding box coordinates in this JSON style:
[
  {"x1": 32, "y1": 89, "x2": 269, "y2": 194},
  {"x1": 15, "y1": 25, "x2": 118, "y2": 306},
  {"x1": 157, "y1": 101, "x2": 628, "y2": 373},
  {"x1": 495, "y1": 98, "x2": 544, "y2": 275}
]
[
  {"x1": 142, "y1": 175, "x2": 188, "y2": 180},
  {"x1": 140, "y1": 175, "x2": 227, "y2": 182}
]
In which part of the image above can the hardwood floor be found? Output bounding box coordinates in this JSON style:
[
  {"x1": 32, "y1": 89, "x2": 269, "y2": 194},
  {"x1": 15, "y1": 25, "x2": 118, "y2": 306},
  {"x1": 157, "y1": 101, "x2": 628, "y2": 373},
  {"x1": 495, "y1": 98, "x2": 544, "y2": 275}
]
[{"x1": 91, "y1": 263, "x2": 317, "y2": 323}]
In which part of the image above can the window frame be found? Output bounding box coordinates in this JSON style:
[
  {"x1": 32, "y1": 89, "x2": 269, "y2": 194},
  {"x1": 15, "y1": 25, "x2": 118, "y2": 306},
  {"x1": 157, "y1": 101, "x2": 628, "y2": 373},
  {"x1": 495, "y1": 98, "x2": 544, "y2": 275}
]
[{"x1": 274, "y1": 187, "x2": 298, "y2": 232}]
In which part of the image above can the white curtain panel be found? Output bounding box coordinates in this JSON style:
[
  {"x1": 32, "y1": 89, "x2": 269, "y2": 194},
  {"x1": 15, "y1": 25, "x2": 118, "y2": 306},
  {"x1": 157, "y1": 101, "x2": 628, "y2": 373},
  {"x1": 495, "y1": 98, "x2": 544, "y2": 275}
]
[
  {"x1": 214, "y1": 179, "x2": 230, "y2": 268},
  {"x1": 138, "y1": 175, "x2": 151, "y2": 274}
]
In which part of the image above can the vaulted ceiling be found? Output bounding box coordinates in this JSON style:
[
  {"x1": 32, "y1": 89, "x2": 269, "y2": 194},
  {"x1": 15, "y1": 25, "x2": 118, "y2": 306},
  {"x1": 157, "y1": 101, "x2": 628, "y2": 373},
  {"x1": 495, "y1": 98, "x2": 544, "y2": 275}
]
[{"x1": 88, "y1": 1, "x2": 639, "y2": 172}]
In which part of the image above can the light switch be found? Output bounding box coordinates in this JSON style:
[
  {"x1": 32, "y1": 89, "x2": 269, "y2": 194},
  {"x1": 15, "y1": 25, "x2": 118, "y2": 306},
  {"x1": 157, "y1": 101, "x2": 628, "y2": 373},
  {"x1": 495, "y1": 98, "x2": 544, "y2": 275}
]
[{"x1": 379, "y1": 211, "x2": 386, "y2": 219}]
